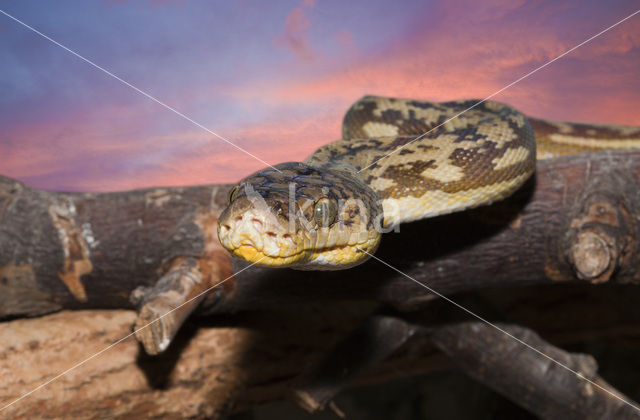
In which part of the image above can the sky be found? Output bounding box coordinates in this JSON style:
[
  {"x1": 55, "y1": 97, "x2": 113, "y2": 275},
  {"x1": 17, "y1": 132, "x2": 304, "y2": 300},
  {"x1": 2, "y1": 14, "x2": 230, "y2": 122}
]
[{"x1": 1, "y1": 0, "x2": 639, "y2": 192}]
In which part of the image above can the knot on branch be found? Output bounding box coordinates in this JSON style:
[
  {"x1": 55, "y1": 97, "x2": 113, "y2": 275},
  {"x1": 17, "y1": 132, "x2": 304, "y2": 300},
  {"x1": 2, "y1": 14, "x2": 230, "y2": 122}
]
[
  {"x1": 563, "y1": 171, "x2": 637, "y2": 284},
  {"x1": 569, "y1": 229, "x2": 615, "y2": 281}
]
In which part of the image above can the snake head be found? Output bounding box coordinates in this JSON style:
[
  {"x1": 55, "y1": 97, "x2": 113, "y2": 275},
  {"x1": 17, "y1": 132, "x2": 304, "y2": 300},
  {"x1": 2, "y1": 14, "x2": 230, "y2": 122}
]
[{"x1": 217, "y1": 162, "x2": 383, "y2": 270}]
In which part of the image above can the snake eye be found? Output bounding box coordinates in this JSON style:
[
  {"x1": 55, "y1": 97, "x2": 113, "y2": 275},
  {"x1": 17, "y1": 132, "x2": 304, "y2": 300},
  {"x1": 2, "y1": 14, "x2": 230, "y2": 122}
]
[
  {"x1": 314, "y1": 198, "x2": 337, "y2": 228},
  {"x1": 228, "y1": 186, "x2": 240, "y2": 204},
  {"x1": 273, "y1": 202, "x2": 283, "y2": 216}
]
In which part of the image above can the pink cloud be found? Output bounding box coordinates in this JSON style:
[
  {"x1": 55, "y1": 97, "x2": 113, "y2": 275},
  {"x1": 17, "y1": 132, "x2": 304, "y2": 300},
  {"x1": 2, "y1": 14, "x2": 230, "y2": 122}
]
[
  {"x1": 333, "y1": 29, "x2": 355, "y2": 53},
  {"x1": 273, "y1": 5, "x2": 314, "y2": 60},
  {"x1": 55, "y1": 111, "x2": 341, "y2": 191},
  {"x1": 227, "y1": 1, "x2": 640, "y2": 127},
  {"x1": 5, "y1": 0, "x2": 639, "y2": 193},
  {"x1": 3, "y1": 92, "x2": 342, "y2": 191}
]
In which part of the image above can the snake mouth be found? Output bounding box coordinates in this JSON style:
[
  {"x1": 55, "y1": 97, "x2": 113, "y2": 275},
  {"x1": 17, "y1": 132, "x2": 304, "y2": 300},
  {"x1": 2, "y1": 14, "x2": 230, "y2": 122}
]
[
  {"x1": 228, "y1": 237, "x2": 380, "y2": 270},
  {"x1": 231, "y1": 244, "x2": 306, "y2": 267}
]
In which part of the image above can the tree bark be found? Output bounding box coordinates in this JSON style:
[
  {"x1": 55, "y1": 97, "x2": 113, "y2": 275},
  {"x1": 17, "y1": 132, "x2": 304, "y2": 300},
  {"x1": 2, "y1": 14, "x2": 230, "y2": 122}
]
[
  {"x1": 3, "y1": 284, "x2": 640, "y2": 419},
  {"x1": 2, "y1": 149, "x2": 640, "y2": 418},
  {"x1": 2, "y1": 150, "x2": 640, "y2": 317},
  {"x1": 0, "y1": 178, "x2": 234, "y2": 316}
]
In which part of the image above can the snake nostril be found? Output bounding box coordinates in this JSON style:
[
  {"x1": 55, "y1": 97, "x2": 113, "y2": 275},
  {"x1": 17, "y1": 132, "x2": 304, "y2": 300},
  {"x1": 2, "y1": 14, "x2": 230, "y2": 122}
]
[
  {"x1": 266, "y1": 232, "x2": 277, "y2": 239},
  {"x1": 235, "y1": 216, "x2": 243, "y2": 222}
]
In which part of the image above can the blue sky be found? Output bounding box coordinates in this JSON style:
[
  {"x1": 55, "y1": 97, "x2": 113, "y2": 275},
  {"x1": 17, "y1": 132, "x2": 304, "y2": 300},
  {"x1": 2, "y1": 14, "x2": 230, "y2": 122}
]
[{"x1": 1, "y1": 0, "x2": 638, "y2": 191}]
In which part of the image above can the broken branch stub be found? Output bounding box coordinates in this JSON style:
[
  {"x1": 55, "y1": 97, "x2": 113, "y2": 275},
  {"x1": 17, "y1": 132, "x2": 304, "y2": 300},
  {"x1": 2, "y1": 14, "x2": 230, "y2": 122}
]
[{"x1": 563, "y1": 169, "x2": 638, "y2": 284}]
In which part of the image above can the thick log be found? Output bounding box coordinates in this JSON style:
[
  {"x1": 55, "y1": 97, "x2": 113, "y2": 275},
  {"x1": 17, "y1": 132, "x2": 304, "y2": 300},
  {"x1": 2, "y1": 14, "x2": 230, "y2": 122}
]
[
  {"x1": 2, "y1": 150, "x2": 639, "y2": 319},
  {"x1": 2, "y1": 284, "x2": 640, "y2": 419},
  {"x1": 0, "y1": 304, "x2": 383, "y2": 419},
  {"x1": 0, "y1": 179, "x2": 233, "y2": 317}
]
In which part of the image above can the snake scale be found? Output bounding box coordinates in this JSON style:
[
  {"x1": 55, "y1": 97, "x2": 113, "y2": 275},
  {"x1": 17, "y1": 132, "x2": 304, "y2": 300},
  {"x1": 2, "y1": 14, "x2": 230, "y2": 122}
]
[{"x1": 217, "y1": 96, "x2": 640, "y2": 270}]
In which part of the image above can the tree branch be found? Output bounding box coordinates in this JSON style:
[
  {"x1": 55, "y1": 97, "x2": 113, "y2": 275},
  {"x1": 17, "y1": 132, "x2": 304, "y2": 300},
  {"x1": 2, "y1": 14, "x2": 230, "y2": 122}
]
[{"x1": 430, "y1": 322, "x2": 640, "y2": 420}]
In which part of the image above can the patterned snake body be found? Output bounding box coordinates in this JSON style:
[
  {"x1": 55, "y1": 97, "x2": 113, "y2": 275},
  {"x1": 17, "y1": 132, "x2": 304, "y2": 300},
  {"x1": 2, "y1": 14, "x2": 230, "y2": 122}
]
[{"x1": 217, "y1": 96, "x2": 640, "y2": 270}]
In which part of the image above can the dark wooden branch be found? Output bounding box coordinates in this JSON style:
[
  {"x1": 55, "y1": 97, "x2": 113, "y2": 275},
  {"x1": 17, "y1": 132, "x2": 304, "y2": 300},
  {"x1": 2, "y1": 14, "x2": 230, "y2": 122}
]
[
  {"x1": 3, "y1": 150, "x2": 639, "y2": 318},
  {"x1": 0, "y1": 177, "x2": 236, "y2": 310},
  {"x1": 430, "y1": 322, "x2": 640, "y2": 420}
]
